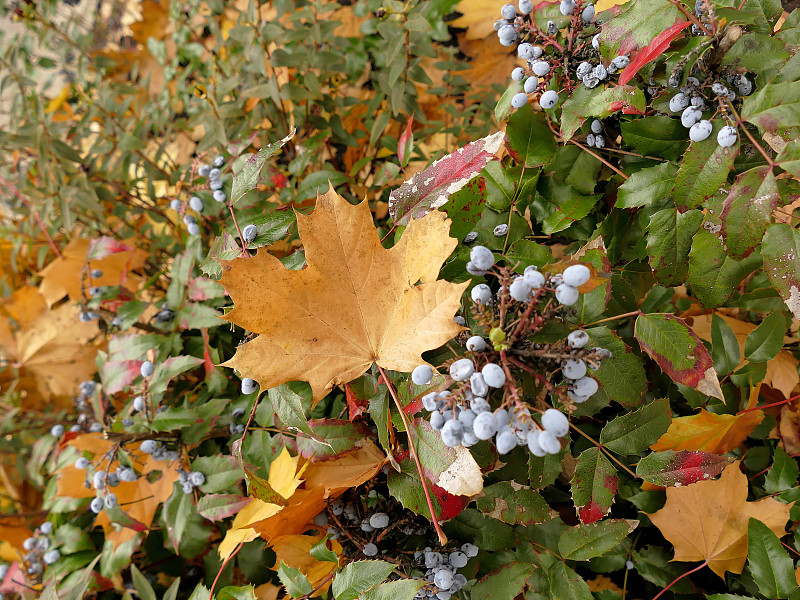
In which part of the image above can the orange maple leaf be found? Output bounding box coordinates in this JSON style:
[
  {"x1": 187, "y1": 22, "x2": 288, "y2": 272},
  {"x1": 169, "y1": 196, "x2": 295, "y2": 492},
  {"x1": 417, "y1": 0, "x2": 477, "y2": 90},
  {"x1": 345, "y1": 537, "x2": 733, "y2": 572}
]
[
  {"x1": 650, "y1": 409, "x2": 763, "y2": 455},
  {"x1": 219, "y1": 186, "x2": 467, "y2": 403},
  {"x1": 649, "y1": 461, "x2": 792, "y2": 578}
]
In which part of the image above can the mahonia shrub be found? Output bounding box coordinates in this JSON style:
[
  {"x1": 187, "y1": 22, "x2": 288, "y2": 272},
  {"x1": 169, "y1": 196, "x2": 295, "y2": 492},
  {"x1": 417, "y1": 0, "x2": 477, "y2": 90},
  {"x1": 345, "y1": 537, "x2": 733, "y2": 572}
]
[{"x1": 1, "y1": 0, "x2": 800, "y2": 599}]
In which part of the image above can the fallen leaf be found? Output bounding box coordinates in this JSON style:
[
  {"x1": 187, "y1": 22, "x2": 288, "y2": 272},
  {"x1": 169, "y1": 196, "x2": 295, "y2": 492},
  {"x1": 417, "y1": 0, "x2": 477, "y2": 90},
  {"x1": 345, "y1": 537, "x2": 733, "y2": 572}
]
[
  {"x1": 586, "y1": 574, "x2": 625, "y2": 594},
  {"x1": 271, "y1": 533, "x2": 341, "y2": 595},
  {"x1": 649, "y1": 461, "x2": 792, "y2": 577},
  {"x1": 690, "y1": 313, "x2": 800, "y2": 398},
  {"x1": 219, "y1": 186, "x2": 467, "y2": 403},
  {"x1": 650, "y1": 409, "x2": 763, "y2": 454}
]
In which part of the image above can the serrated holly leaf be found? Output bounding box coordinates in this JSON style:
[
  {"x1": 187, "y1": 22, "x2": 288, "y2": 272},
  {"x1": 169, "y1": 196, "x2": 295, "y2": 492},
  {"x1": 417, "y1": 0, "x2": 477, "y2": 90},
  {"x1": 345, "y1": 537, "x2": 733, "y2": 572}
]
[
  {"x1": 561, "y1": 85, "x2": 646, "y2": 140},
  {"x1": 598, "y1": 0, "x2": 684, "y2": 61},
  {"x1": 582, "y1": 327, "x2": 647, "y2": 410},
  {"x1": 636, "y1": 450, "x2": 734, "y2": 486},
  {"x1": 762, "y1": 223, "x2": 800, "y2": 320},
  {"x1": 634, "y1": 313, "x2": 724, "y2": 400},
  {"x1": 649, "y1": 462, "x2": 792, "y2": 578},
  {"x1": 476, "y1": 482, "x2": 551, "y2": 526},
  {"x1": 618, "y1": 20, "x2": 692, "y2": 84},
  {"x1": 741, "y1": 80, "x2": 800, "y2": 135},
  {"x1": 360, "y1": 580, "x2": 424, "y2": 600},
  {"x1": 331, "y1": 560, "x2": 395, "y2": 600},
  {"x1": 571, "y1": 447, "x2": 618, "y2": 524},
  {"x1": 721, "y1": 167, "x2": 778, "y2": 260},
  {"x1": 469, "y1": 563, "x2": 538, "y2": 600},
  {"x1": 616, "y1": 163, "x2": 678, "y2": 209},
  {"x1": 620, "y1": 115, "x2": 688, "y2": 161},
  {"x1": 558, "y1": 519, "x2": 638, "y2": 561},
  {"x1": 747, "y1": 518, "x2": 800, "y2": 599},
  {"x1": 277, "y1": 562, "x2": 312, "y2": 597},
  {"x1": 505, "y1": 105, "x2": 557, "y2": 167},
  {"x1": 650, "y1": 409, "x2": 764, "y2": 454},
  {"x1": 711, "y1": 313, "x2": 741, "y2": 377},
  {"x1": 230, "y1": 128, "x2": 295, "y2": 205},
  {"x1": 674, "y1": 121, "x2": 739, "y2": 211},
  {"x1": 541, "y1": 194, "x2": 601, "y2": 235},
  {"x1": 388, "y1": 132, "x2": 504, "y2": 225},
  {"x1": 196, "y1": 494, "x2": 250, "y2": 522},
  {"x1": 599, "y1": 398, "x2": 672, "y2": 455},
  {"x1": 646, "y1": 208, "x2": 703, "y2": 286},
  {"x1": 219, "y1": 187, "x2": 467, "y2": 403},
  {"x1": 764, "y1": 447, "x2": 799, "y2": 495},
  {"x1": 744, "y1": 311, "x2": 785, "y2": 363}
]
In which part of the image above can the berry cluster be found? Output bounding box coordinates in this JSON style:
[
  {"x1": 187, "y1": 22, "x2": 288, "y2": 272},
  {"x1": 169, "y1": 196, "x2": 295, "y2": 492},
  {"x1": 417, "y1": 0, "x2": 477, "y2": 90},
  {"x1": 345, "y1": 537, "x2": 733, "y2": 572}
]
[
  {"x1": 20, "y1": 522, "x2": 60, "y2": 578},
  {"x1": 413, "y1": 544, "x2": 477, "y2": 600},
  {"x1": 414, "y1": 247, "x2": 610, "y2": 457},
  {"x1": 170, "y1": 155, "x2": 227, "y2": 236},
  {"x1": 178, "y1": 468, "x2": 206, "y2": 495}
]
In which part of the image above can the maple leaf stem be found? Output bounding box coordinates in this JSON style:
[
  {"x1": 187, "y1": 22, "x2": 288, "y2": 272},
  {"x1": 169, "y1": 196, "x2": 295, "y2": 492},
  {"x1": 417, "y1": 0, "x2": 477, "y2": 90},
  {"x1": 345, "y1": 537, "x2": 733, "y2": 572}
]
[
  {"x1": 737, "y1": 393, "x2": 800, "y2": 415},
  {"x1": 667, "y1": 0, "x2": 713, "y2": 36},
  {"x1": 652, "y1": 559, "x2": 708, "y2": 600},
  {"x1": 376, "y1": 364, "x2": 447, "y2": 546},
  {"x1": 209, "y1": 541, "x2": 245, "y2": 600}
]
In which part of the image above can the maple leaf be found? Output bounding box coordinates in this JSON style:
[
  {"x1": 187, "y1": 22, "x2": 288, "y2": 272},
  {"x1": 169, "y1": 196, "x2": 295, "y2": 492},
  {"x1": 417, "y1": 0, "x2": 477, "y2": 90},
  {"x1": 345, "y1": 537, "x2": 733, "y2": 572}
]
[
  {"x1": 271, "y1": 533, "x2": 342, "y2": 595},
  {"x1": 650, "y1": 409, "x2": 763, "y2": 455},
  {"x1": 219, "y1": 186, "x2": 468, "y2": 403},
  {"x1": 649, "y1": 461, "x2": 792, "y2": 578}
]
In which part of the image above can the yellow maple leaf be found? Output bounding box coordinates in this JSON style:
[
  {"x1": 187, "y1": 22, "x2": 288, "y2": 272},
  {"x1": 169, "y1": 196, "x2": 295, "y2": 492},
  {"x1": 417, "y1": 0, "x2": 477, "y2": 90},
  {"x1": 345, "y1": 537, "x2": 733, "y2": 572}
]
[
  {"x1": 219, "y1": 186, "x2": 467, "y2": 403},
  {"x1": 650, "y1": 409, "x2": 763, "y2": 454},
  {"x1": 271, "y1": 533, "x2": 342, "y2": 596},
  {"x1": 649, "y1": 461, "x2": 792, "y2": 578}
]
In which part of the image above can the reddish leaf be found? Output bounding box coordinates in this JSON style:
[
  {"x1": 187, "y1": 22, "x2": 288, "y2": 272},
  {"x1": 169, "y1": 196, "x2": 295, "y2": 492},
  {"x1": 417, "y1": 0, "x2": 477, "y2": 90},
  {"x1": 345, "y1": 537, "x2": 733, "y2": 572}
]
[
  {"x1": 571, "y1": 447, "x2": 618, "y2": 524},
  {"x1": 196, "y1": 494, "x2": 251, "y2": 521},
  {"x1": 290, "y1": 419, "x2": 373, "y2": 461},
  {"x1": 634, "y1": 313, "x2": 724, "y2": 400},
  {"x1": 637, "y1": 450, "x2": 735, "y2": 487},
  {"x1": 618, "y1": 21, "x2": 691, "y2": 85},
  {"x1": 86, "y1": 236, "x2": 133, "y2": 262},
  {"x1": 398, "y1": 112, "x2": 415, "y2": 167},
  {"x1": 344, "y1": 382, "x2": 370, "y2": 421},
  {"x1": 389, "y1": 131, "x2": 504, "y2": 225}
]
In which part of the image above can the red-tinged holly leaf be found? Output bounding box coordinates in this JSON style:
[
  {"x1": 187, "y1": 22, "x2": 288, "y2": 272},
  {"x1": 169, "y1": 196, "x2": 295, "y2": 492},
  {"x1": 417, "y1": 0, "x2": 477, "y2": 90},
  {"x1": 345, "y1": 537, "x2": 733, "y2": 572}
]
[
  {"x1": 389, "y1": 132, "x2": 504, "y2": 225},
  {"x1": 187, "y1": 276, "x2": 226, "y2": 301},
  {"x1": 86, "y1": 237, "x2": 134, "y2": 262},
  {"x1": 344, "y1": 382, "x2": 370, "y2": 421},
  {"x1": 561, "y1": 84, "x2": 647, "y2": 140},
  {"x1": 634, "y1": 313, "x2": 724, "y2": 400},
  {"x1": 387, "y1": 419, "x2": 482, "y2": 521},
  {"x1": 722, "y1": 167, "x2": 780, "y2": 260},
  {"x1": 231, "y1": 128, "x2": 295, "y2": 205},
  {"x1": 374, "y1": 162, "x2": 401, "y2": 187},
  {"x1": 398, "y1": 113, "x2": 414, "y2": 168},
  {"x1": 196, "y1": 494, "x2": 251, "y2": 522},
  {"x1": 572, "y1": 447, "x2": 618, "y2": 524},
  {"x1": 636, "y1": 450, "x2": 735, "y2": 487},
  {"x1": 244, "y1": 468, "x2": 289, "y2": 505},
  {"x1": 100, "y1": 359, "x2": 141, "y2": 395},
  {"x1": 290, "y1": 419, "x2": 373, "y2": 461},
  {"x1": 618, "y1": 21, "x2": 692, "y2": 85},
  {"x1": 741, "y1": 81, "x2": 800, "y2": 135},
  {"x1": 597, "y1": 0, "x2": 685, "y2": 61},
  {"x1": 761, "y1": 223, "x2": 800, "y2": 320},
  {"x1": 105, "y1": 504, "x2": 149, "y2": 532}
]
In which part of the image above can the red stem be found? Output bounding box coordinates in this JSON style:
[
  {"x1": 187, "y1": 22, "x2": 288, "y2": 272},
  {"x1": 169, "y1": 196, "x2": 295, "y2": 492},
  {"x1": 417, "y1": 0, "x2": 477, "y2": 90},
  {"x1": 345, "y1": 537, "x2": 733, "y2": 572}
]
[
  {"x1": 738, "y1": 393, "x2": 800, "y2": 415},
  {"x1": 0, "y1": 173, "x2": 63, "y2": 259},
  {"x1": 653, "y1": 560, "x2": 708, "y2": 600},
  {"x1": 209, "y1": 541, "x2": 244, "y2": 600},
  {"x1": 376, "y1": 364, "x2": 447, "y2": 546}
]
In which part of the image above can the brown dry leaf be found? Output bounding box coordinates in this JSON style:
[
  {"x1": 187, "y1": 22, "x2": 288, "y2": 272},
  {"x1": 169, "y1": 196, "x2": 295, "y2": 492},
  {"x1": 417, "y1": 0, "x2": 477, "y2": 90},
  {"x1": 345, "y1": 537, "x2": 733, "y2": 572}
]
[
  {"x1": 457, "y1": 33, "x2": 520, "y2": 92},
  {"x1": 219, "y1": 186, "x2": 467, "y2": 403},
  {"x1": 301, "y1": 441, "x2": 386, "y2": 497},
  {"x1": 254, "y1": 583, "x2": 281, "y2": 600},
  {"x1": 38, "y1": 237, "x2": 147, "y2": 307},
  {"x1": 585, "y1": 574, "x2": 625, "y2": 595},
  {"x1": 0, "y1": 287, "x2": 100, "y2": 409},
  {"x1": 690, "y1": 313, "x2": 800, "y2": 398},
  {"x1": 271, "y1": 533, "x2": 341, "y2": 595},
  {"x1": 650, "y1": 409, "x2": 763, "y2": 454},
  {"x1": 450, "y1": 0, "x2": 511, "y2": 41},
  {"x1": 779, "y1": 401, "x2": 800, "y2": 454},
  {"x1": 56, "y1": 433, "x2": 179, "y2": 547},
  {"x1": 649, "y1": 461, "x2": 792, "y2": 578}
]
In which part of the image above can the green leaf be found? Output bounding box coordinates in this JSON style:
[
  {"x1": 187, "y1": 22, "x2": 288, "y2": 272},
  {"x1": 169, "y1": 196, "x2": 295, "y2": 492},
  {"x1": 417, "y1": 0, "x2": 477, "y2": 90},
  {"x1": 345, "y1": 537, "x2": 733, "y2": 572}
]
[
  {"x1": 310, "y1": 538, "x2": 339, "y2": 563},
  {"x1": 330, "y1": 560, "x2": 395, "y2": 600},
  {"x1": 277, "y1": 562, "x2": 312, "y2": 598},
  {"x1": 244, "y1": 468, "x2": 287, "y2": 505},
  {"x1": 163, "y1": 483, "x2": 195, "y2": 552},
  {"x1": 598, "y1": 0, "x2": 684, "y2": 61},
  {"x1": 359, "y1": 579, "x2": 423, "y2": 600},
  {"x1": 744, "y1": 311, "x2": 786, "y2": 363},
  {"x1": 764, "y1": 447, "x2": 799, "y2": 494},
  {"x1": 721, "y1": 167, "x2": 779, "y2": 260},
  {"x1": 747, "y1": 518, "x2": 800, "y2": 599},
  {"x1": 742, "y1": 81, "x2": 800, "y2": 135},
  {"x1": 687, "y1": 228, "x2": 762, "y2": 308},
  {"x1": 148, "y1": 356, "x2": 204, "y2": 397},
  {"x1": 633, "y1": 546, "x2": 695, "y2": 594},
  {"x1": 558, "y1": 519, "x2": 638, "y2": 561},
  {"x1": 130, "y1": 564, "x2": 157, "y2": 600},
  {"x1": 761, "y1": 223, "x2": 800, "y2": 320},
  {"x1": 673, "y1": 121, "x2": 739, "y2": 210},
  {"x1": 571, "y1": 447, "x2": 618, "y2": 524},
  {"x1": 636, "y1": 450, "x2": 734, "y2": 486},
  {"x1": 599, "y1": 398, "x2": 672, "y2": 455},
  {"x1": 711, "y1": 313, "x2": 741, "y2": 377},
  {"x1": 196, "y1": 494, "x2": 250, "y2": 522},
  {"x1": 151, "y1": 407, "x2": 197, "y2": 431},
  {"x1": 646, "y1": 208, "x2": 703, "y2": 286},
  {"x1": 542, "y1": 194, "x2": 601, "y2": 235},
  {"x1": 583, "y1": 327, "x2": 647, "y2": 409},
  {"x1": 217, "y1": 586, "x2": 257, "y2": 600},
  {"x1": 230, "y1": 128, "x2": 295, "y2": 205},
  {"x1": 616, "y1": 163, "x2": 678, "y2": 208},
  {"x1": 476, "y1": 482, "x2": 551, "y2": 526},
  {"x1": 560, "y1": 85, "x2": 647, "y2": 141},
  {"x1": 541, "y1": 556, "x2": 594, "y2": 600},
  {"x1": 634, "y1": 313, "x2": 723, "y2": 400},
  {"x1": 191, "y1": 456, "x2": 244, "y2": 494},
  {"x1": 495, "y1": 81, "x2": 524, "y2": 123},
  {"x1": 445, "y1": 508, "x2": 515, "y2": 551},
  {"x1": 620, "y1": 116, "x2": 689, "y2": 161},
  {"x1": 63, "y1": 554, "x2": 102, "y2": 600},
  {"x1": 505, "y1": 105, "x2": 557, "y2": 168},
  {"x1": 469, "y1": 562, "x2": 537, "y2": 600},
  {"x1": 269, "y1": 384, "x2": 315, "y2": 437}
]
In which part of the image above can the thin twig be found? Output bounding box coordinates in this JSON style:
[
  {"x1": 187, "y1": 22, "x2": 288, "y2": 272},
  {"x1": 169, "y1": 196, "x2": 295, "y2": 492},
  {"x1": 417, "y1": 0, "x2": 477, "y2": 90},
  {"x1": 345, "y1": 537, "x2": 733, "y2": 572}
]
[
  {"x1": 653, "y1": 560, "x2": 708, "y2": 600},
  {"x1": 0, "y1": 174, "x2": 62, "y2": 259},
  {"x1": 725, "y1": 99, "x2": 776, "y2": 168},
  {"x1": 376, "y1": 365, "x2": 447, "y2": 546},
  {"x1": 584, "y1": 310, "x2": 641, "y2": 327},
  {"x1": 209, "y1": 541, "x2": 244, "y2": 600}
]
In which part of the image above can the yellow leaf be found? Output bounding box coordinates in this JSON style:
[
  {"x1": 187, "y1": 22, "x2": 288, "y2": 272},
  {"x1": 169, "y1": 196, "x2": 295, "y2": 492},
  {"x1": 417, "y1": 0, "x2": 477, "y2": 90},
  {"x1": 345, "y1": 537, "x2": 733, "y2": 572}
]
[
  {"x1": 271, "y1": 533, "x2": 341, "y2": 595},
  {"x1": 45, "y1": 85, "x2": 71, "y2": 114},
  {"x1": 649, "y1": 461, "x2": 792, "y2": 577},
  {"x1": 219, "y1": 186, "x2": 467, "y2": 403},
  {"x1": 231, "y1": 499, "x2": 283, "y2": 530},
  {"x1": 650, "y1": 409, "x2": 763, "y2": 454},
  {"x1": 218, "y1": 527, "x2": 260, "y2": 561},
  {"x1": 269, "y1": 446, "x2": 304, "y2": 500},
  {"x1": 595, "y1": 0, "x2": 632, "y2": 11}
]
